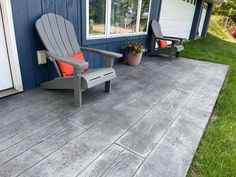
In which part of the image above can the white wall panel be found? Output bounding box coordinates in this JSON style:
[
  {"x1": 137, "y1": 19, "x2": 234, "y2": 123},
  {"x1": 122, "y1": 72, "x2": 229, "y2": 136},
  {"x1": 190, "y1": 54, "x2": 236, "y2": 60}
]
[
  {"x1": 159, "y1": 0, "x2": 196, "y2": 39},
  {"x1": 199, "y1": 3, "x2": 208, "y2": 36}
]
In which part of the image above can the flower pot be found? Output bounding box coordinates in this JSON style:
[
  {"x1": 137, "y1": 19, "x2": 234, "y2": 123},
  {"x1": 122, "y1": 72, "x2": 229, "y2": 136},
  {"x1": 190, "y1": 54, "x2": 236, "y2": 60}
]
[{"x1": 127, "y1": 52, "x2": 143, "y2": 66}]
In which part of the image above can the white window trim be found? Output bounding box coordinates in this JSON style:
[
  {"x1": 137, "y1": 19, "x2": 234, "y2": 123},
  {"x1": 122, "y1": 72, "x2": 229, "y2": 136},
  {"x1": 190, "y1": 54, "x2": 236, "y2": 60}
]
[
  {"x1": 136, "y1": 0, "x2": 142, "y2": 33},
  {"x1": 86, "y1": 0, "x2": 152, "y2": 40},
  {"x1": 0, "y1": 0, "x2": 23, "y2": 92}
]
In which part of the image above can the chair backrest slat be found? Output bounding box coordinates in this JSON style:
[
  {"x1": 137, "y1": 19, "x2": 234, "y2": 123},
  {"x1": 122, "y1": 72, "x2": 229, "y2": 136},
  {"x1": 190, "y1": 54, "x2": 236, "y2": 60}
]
[
  {"x1": 39, "y1": 14, "x2": 63, "y2": 56},
  {"x1": 36, "y1": 13, "x2": 82, "y2": 56},
  {"x1": 36, "y1": 13, "x2": 82, "y2": 76},
  {"x1": 35, "y1": 19, "x2": 56, "y2": 53},
  {"x1": 64, "y1": 20, "x2": 81, "y2": 54},
  {"x1": 55, "y1": 14, "x2": 75, "y2": 55},
  {"x1": 151, "y1": 20, "x2": 164, "y2": 38},
  {"x1": 47, "y1": 13, "x2": 69, "y2": 56}
]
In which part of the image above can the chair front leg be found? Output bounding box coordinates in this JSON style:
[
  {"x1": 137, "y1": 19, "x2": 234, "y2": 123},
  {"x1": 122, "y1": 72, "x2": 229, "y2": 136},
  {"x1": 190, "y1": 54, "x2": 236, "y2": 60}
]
[
  {"x1": 170, "y1": 42, "x2": 175, "y2": 60},
  {"x1": 74, "y1": 68, "x2": 83, "y2": 108},
  {"x1": 106, "y1": 57, "x2": 115, "y2": 67},
  {"x1": 105, "y1": 81, "x2": 111, "y2": 93},
  {"x1": 176, "y1": 52, "x2": 180, "y2": 58}
]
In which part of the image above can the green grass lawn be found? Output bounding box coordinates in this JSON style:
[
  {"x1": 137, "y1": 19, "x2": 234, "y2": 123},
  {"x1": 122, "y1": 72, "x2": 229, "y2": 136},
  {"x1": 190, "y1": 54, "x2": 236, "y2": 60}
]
[
  {"x1": 208, "y1": 15, "x2": 235, "y2": 42},
  {"x1": 181, "y1": 26, "x2": 236, "y2": 176}
]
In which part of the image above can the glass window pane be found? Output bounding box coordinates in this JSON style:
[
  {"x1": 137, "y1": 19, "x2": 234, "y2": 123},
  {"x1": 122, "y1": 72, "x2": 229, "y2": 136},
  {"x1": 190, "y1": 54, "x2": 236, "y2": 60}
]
[
  {"x1": 89, "y1": 0, "x2": 106, "y2": 36},
  {"x1": 139, "y1": 0, "x2": 150, "y2": 32},
  {"x1": 110, "y1": 0, "x2": 138, "y2": 34}
]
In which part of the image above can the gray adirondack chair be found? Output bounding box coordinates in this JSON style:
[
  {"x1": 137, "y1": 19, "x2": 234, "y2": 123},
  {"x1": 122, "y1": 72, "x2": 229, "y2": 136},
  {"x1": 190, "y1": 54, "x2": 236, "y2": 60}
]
[
  {"x1": 35, "y1": 13, "x2": 122, "y2": 108},
  {"x1": 149, "y1": 20, "x2": 186, "y2": 59}
]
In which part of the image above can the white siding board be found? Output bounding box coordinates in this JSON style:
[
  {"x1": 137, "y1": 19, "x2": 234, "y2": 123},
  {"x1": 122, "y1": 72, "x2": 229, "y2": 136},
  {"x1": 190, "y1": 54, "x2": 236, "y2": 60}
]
[
  {"x1": 159, "y1": 0, "x2": 196, "y2": 39},
  {"x1": 199, "y1": 3, "x2": 208, "y2": 36}
]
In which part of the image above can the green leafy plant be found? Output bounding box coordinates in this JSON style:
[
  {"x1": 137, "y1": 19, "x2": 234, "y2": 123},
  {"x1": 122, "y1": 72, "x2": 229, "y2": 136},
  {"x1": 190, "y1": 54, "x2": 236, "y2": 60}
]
[{"x1": 125, "y1": 43, "x2": 145, "y2": 55}]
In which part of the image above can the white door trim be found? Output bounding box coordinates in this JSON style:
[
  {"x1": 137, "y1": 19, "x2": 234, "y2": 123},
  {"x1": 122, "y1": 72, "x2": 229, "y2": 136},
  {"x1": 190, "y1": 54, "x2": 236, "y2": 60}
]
[{"x1": 0, "y1": 0, "x2": 23, "y2": 92}]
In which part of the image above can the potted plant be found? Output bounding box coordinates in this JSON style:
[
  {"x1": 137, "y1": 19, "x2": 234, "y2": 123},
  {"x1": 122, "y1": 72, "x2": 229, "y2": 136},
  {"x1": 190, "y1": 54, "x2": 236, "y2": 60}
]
[{"x1": 125, "y1": 43, "x2": 145, "y2": 66}]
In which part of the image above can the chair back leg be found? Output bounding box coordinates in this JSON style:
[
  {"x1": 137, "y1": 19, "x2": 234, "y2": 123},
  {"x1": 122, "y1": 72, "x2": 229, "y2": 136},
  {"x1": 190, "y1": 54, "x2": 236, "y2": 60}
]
[
  {"x1": 74, "y1": 69, "x2": 82, "y2": 108},
  {"x1": 105, "y1": 81, "x2": 111, "y2": 93},
  {"x1": 176, "y1": 52, "x2": 180, "y2": 58},
  {"x1": 170, "y1": 43, "x2": 175, "y2": 60}
]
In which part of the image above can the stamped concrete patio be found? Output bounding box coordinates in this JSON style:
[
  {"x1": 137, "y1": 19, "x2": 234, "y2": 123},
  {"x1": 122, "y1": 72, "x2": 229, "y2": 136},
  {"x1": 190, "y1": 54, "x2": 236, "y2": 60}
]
[{"x1": 0, "y1": 56, "x2": 228, "y2": 177}]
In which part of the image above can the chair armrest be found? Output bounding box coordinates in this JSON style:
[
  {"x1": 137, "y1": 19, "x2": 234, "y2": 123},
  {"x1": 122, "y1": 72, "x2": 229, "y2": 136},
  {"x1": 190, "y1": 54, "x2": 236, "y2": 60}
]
[
  {"x1": 156, "y1": 37, "x2": 180, "y2": 43},
  {"x1": 164, "y1": 36, "x2": 187, "y2": 41},
  {"x1": 163, "y1": 36, "x2": 188, "y2": 44},
  {"x1": 45, "y1": 51, "x2": 89, "y2": 70},
  {"x1": 80, "y1": 47, "x2": 123, "y2": 58}
]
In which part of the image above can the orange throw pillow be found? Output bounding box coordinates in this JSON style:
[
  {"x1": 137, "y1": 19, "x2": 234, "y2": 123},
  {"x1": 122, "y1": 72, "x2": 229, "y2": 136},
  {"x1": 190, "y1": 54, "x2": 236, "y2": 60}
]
[
  {"x1": 57, "y1": 53, "x2": 88, "y2": 77},
  {"x1": 159, "y1": 40, "x2": 168, "y2": 48}
]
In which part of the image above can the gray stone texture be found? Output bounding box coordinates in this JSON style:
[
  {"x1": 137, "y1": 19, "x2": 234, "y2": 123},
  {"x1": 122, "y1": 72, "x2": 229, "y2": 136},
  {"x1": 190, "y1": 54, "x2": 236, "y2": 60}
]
[{"x1": 0, "y1": 57, "x2": 228, "y2": 177}]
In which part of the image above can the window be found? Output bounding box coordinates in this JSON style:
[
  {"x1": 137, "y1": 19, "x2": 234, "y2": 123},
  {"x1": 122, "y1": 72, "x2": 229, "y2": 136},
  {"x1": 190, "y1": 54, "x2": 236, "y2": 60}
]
[
  {"x1": 88, "y1": 0, "x2": 106, "y2": 35},
  {"x1": 87, "y1": 0, "x2": 152, "y2": 39},
  {"x1": 183, "y1": 0, "x2": 197, "y2": 5},
  {"x1": 110, "y1": 0, "x2": 138, "y2": 34}
]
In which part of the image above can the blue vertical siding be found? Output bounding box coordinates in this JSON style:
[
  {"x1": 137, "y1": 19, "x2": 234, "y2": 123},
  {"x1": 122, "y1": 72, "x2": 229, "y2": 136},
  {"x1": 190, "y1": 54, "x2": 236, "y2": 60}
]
[
  {"x1": 189, "y1": 0, "x2": 204, "y2": 40},
  {"x1": 27, "y1": 0, "x2": 49, "y2": 85},
  {"x1": 10, "y1": 0, "x2": 163, "y2": 90},
  {"x1": 11, "y1": 0, "x2": 37, "y2": 89}
]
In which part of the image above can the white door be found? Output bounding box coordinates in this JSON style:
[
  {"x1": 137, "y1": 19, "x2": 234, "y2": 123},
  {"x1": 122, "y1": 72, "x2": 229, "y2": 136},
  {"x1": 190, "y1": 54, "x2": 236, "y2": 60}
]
[
  {"x1": 198, "y1": 3, "x2": 208, "y2": 36},
  {"x1": 159, "y1": 0, "x2": 196, "y2": 39},
  {"x1": 0, "y1": 6, "x2": 13, "y2": 91}
]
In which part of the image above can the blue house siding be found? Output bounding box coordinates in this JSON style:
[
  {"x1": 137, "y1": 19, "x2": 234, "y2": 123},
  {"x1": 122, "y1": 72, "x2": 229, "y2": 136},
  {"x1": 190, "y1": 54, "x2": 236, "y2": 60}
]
[{"x1": 10, "y1": 0, "x2": 162, "y2": 90}]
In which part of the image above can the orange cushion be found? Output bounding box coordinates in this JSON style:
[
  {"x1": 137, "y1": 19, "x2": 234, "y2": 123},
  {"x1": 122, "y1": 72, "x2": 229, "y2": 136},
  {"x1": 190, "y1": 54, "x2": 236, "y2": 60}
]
[
  {"x1": 159, "y1": 40, "x2": 168, "y2": 48},
  {"x1": 57, "y1": 53, "x2": 88, "y2": 77}
]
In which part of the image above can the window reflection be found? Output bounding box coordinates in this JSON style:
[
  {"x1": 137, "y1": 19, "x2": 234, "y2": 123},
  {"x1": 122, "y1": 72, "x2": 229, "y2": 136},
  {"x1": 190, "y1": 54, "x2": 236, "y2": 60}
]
[
  {"x1": 110, "y1": 0, "x2": 138, "y2": 34},
  {"x1": 88, "y1": 0, "x2": 151, "y2": 38},
  {"x1": 89, "y1": 0, "x2": 106, "y2": 35},
  {"x1": 139, "y1": 0, "x2": 150, "y2": 32}
]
